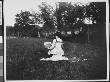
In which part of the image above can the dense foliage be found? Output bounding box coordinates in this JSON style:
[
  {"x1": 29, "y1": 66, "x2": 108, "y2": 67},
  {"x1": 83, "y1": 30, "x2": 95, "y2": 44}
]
[{"x1": 6, "y1": 2, "x2": 106, "y2": 44}]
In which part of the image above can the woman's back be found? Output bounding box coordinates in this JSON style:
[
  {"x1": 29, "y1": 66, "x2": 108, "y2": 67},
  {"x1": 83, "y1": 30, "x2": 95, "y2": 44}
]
[
  {"x1": 55, "y1": 38, "x2": 63, "y2": 48},
  {"x1": 40, "y1": 35, "x2": 68, "y2": 61}
]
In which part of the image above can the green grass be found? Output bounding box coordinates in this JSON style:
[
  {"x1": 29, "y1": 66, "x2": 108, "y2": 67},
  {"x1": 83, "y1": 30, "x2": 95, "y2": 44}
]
[{"x1": 6, "y1": 37, "x2": 107, "y2": 80}]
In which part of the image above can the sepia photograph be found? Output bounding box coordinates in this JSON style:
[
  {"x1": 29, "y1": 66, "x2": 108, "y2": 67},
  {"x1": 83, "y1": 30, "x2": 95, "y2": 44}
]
[{"x1": 4, "y1": 0, "x2": 109, "y2": 81}]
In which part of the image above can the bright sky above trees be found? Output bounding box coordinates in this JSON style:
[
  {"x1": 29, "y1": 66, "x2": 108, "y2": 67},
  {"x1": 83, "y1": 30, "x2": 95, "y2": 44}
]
[{"x1": 4, "y1": 0, "x2": 106, "y2": 26}]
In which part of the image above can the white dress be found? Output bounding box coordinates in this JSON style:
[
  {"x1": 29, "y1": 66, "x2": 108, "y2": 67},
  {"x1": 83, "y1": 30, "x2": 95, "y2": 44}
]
[
  {"x1": 48, "y1": 38, "x2": 64, "y2": 56},
  {"x1": 40, "y1": 38, "x2": 68, "y2": 61}
]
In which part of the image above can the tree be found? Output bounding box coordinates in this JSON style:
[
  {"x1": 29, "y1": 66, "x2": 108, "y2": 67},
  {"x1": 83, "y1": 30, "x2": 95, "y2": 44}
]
[
  {"x1": 14, "y1": 11, "x2": 32, "y2": 37},
  {"x1": 55, "y1": 2, "x2": 87, "y2": 34},
  {"x1": 84, "y1": 2, "x2": 106, "y2": 24},
  {"x1": 39, "y1": 2, "x2": 55, "y2": 30},
  {"x1": 6, "y1": 26, "x2": 14, "y2": 36},
  {"x1": 37, "y1": 2, "x2": 89, "y2": 39},
  {"x1": 13, "y1": 2, "x2": 106, "y2": 40},
  {"x1": 14, "y1": 10, "x2": 43, "y2": 37},
  {"x1": 15, "y1": 11, "x2": 32, "y2": 27}
]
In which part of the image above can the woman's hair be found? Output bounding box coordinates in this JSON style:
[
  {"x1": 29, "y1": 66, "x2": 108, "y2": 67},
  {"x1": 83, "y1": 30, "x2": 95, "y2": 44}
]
[{"x1": 54, "y1": 32, "x2": 62, "y2": 39}]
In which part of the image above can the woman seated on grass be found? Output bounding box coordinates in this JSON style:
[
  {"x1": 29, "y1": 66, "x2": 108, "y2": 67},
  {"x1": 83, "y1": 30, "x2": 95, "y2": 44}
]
[
  {"x1": 41, "y1": 32, "x2": 68, "y2": 61},
  {"x1": 48, "y1": 33, "x2": 64, "y2": 56}
]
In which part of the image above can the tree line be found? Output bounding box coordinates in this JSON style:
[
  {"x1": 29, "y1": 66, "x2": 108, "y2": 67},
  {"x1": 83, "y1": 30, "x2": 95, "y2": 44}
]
[{"x1": 6, "y1": 2, "x2": 106, "y2": 43}]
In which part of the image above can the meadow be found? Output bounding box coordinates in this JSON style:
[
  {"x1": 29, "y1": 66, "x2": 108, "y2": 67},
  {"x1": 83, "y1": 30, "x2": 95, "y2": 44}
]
[{"x1": 6, "y1": 37, "x2": 107, "y2": 80}]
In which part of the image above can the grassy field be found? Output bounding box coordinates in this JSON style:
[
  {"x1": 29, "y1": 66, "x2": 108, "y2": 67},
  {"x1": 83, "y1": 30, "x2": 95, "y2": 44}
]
[{"x1": 6, "y1": 37, "x2": 107, "y2": 80}]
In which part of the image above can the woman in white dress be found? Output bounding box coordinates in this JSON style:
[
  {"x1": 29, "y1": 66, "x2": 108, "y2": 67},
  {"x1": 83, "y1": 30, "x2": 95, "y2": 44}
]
[
  {"x1": 41, "y1": 33, "x2": 68, "y2": 61},
  {"x1": 48, "y1": 35, "x2": 64, "y2": 56}
]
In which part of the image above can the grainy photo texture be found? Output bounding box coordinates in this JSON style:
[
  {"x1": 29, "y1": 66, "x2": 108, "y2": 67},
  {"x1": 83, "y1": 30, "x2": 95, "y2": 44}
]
[{"x1": 5, "y1": 0, "x2": 108, "y2": 81}]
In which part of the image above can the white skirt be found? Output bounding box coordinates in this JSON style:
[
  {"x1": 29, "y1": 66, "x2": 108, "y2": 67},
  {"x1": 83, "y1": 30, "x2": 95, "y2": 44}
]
[
  {"x1": 41, "y1": 42, "x2": 68, "y2": 61},
  {"x1": 48, "y1": 44, "x2": 64, "y2": 56},
  {"x1": 40, "y1": 55, "x2": 68, "y2": 61}
]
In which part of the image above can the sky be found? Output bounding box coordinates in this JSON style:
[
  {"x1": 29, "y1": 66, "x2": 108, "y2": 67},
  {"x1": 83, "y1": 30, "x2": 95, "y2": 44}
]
[
  {"x1": 4, "y1": 0, "x2": 106, "y2": 26},
  {"x1": 4, "y1": 0, "x2": 43, "y2": 26}
]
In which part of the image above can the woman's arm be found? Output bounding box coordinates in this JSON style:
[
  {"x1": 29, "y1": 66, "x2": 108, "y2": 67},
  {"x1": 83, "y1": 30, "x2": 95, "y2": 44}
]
[{"x1": 48, "y1": 39, "x2": 56, "y2": 49}]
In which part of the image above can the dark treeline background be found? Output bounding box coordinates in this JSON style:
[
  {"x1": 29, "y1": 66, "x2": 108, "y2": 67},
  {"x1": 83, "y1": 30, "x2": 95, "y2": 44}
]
[{"x1": 6, "y1": 2, "x2": 106, "y2": 47}]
